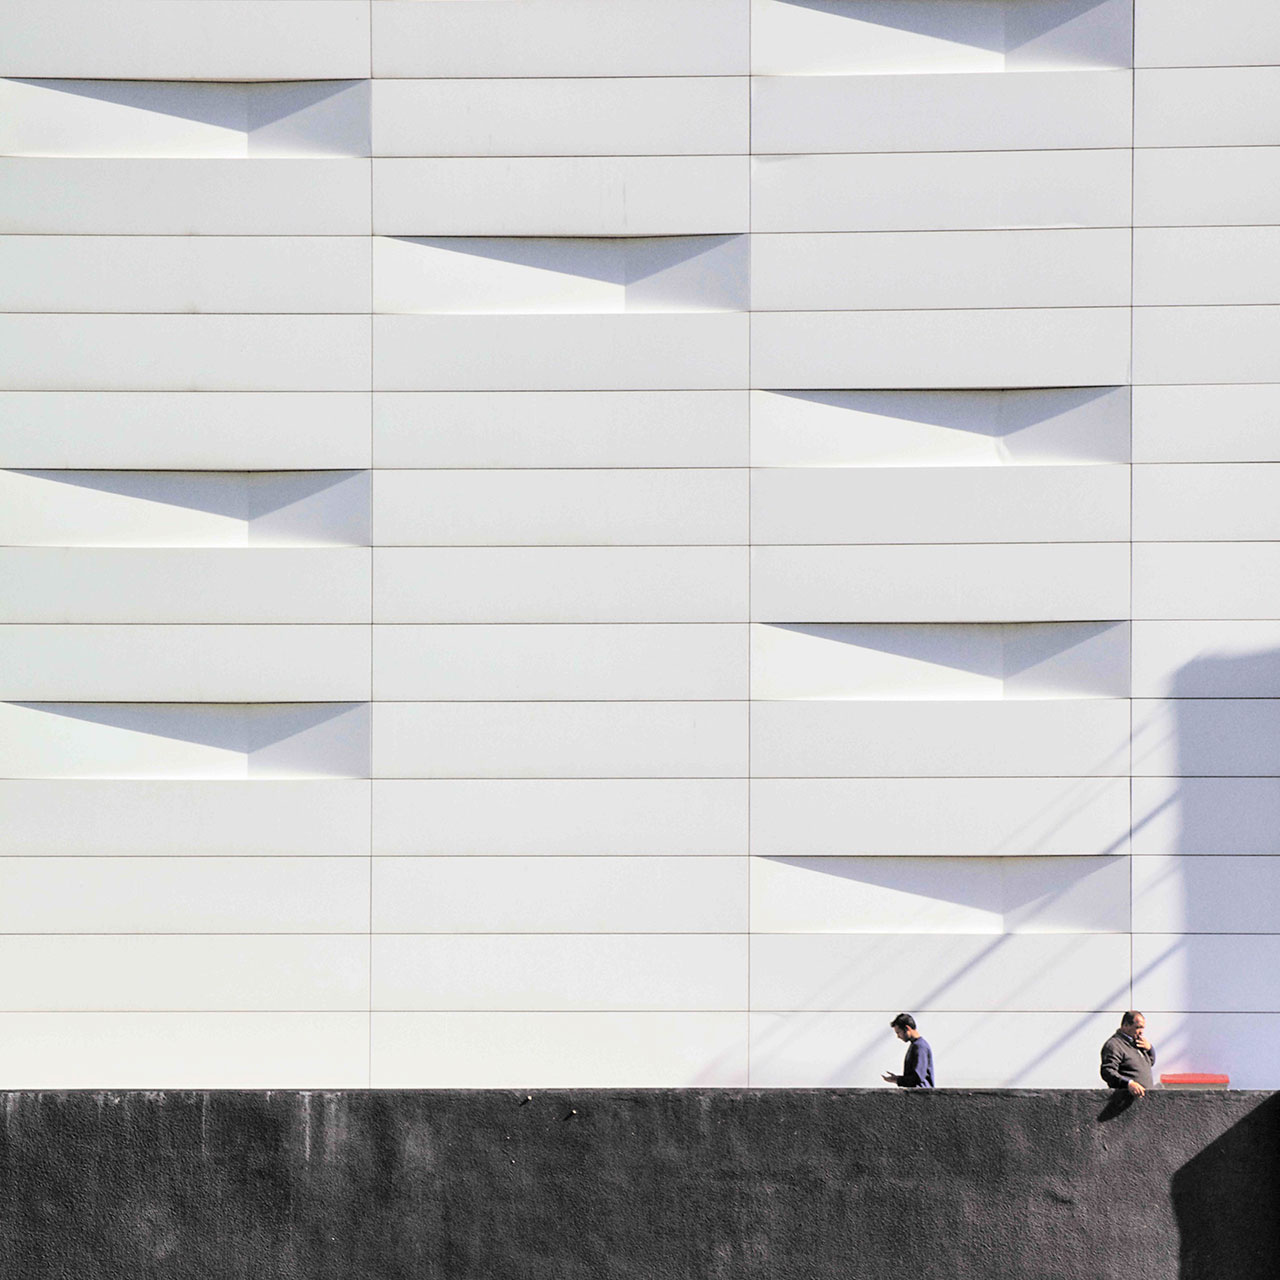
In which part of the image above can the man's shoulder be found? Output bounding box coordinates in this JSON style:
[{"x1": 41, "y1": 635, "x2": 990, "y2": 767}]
[{"x1": 1101, "y1": 1031, "x2": 1127, "y2": 1052}]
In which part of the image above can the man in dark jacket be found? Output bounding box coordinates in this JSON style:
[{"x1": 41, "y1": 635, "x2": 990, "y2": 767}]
[
  {"x1": 1100, "y1": 1011, "x2": 1156, "y2": 1097},
  {"x1": 882, "y1": 1013, "x2": 935, "y2": 1088}
]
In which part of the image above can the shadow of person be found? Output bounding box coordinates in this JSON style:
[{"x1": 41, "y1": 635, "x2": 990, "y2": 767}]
[
  {"x1": 1172, "y1": 1093, "x2": 1280, "y2": 1279},
  {"x1": 1096, "y1": 1091, "x2": 1135, "y2": 1123}
]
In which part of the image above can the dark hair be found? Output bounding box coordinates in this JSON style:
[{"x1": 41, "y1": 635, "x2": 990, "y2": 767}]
[
  {"x1": 1120, "y1": 1011, "x2": 1144, "y2": 1027},
  {"x1": 890, "y1": 1013, "x2": 917, "y2": 1031}
]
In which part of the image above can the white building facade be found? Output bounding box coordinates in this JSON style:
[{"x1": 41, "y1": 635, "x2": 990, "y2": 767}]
[{"x1": 1, "y1": 0, "x2": 1279, "y2": 1089}]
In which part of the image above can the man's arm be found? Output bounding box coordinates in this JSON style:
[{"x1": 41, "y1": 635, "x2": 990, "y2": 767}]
[
  {"x1": 899, "y1": 1042, "x2": 923, "y2": 1088},
  {"x1": 1099, "y1": 1040, "x2": 1129, "y2": 1090}
]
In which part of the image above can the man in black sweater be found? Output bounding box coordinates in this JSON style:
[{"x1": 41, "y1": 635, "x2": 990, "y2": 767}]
[
  {"x1": 882, "y1": 1013, "x2": 935, "y2": 1088},
  {"x1": 1100, "y1": 1010, "x2": 1156, "y2": 1097}
]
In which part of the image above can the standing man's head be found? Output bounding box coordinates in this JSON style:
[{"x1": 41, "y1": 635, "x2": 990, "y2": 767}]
[
  {"x1": 1120, "y1": 1011, "x2": 1146, "y2": 1037},
  {"x1": 890, "y1": 1013, "x2": 919, "y2": 1043}
]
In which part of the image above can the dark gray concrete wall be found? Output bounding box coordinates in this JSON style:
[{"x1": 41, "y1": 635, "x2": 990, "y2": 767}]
[{"x1": 1, "y1": 1089, "x2": 1276, "y2": 1279}]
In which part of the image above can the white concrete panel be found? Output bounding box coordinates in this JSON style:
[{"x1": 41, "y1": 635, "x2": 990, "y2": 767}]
[
  {"x1": 1134, "y1": 936, "x2": 1280, "y2": 1014},
  {"x1": 752, "y1": 544, "x2": 1130, "y2": 623},
  {"x1": 0, "y1": 780, "x2": 371, "y2": 856},
  {"x1": 376, "y1": 547, "x2": 747, "y2": 624},
  {"x1": 751, "y1": 934, "x2": 1130, "y2": 1012},
  {"x1": 1133, "y1": 387, "x2": 1280, "y2": 464},
  {"x1": 752, "y1": 230, "x2": 1130, "y2": 311},
  {"x1": 1132, "y1": 622, "x2": 1280, "y2": 698},
  {"x1": 374, "y1": 856, "x2": 746, "y2": 933},
  {"x1": 0, "y1": 549, "x2": 370, "y2": 623},
  {"x1": 753, "y1": 71, "x2": 1131, "y2": 154},
  {"x1": 1136, "y1": 304, "x2": 1280, "y2": 384},
  {"x1": 0, "y1": 1013, "x2": 369, "y2": 1089},
  {"x1": 373, "y1": 702, "x2": 747, "y2": 779},
  {"x1": 1133, "y1": 778, "x2": 1280, "y2": 855},
  {"x1": 1136, "y1": 68, "x2": 1280, "y2": 148},
  {"x1": 751, "y1": 778, "x2": 1131, "y2": 858},
  {"x1": 373, "y1": 391, "x2": 748, "y2": 469},
  {"x1": 751, "y1": 466, "x2": 1129, "y2": 544},
  {"x1": 0, "y1": 79, "x2": 370, "y2": 158},
  {"x1": 0, "y1": 626, "x2": 369, "y2": 702},
  {"x1": 1134, "y1": 465, "x2": 1280, "y2": 541},
  {"x1": 0, "y1": 316, "x2": 370, "y2": 392},
  {"x1": 0, "y1": 470, "x2": 369, "y2": 547},
  {"x1": 374, "y1": 316, "x2": 748, "y2": 392},
  {"x1": 751, "y1": 388, "x2": 1131, "y2": 468},
  {"x1": 374, "y1": 625, "x2": 747, "y2": 701},
  {"x1": 1139, "y1": 1013, "x2": 1280, "y2": 1090},
  {"x1": 1135, "y1": 229, "x2": 1280, "y2": 308},
  {"x1": 751, "y1": 701, "x2": 1130, "y2": 779},
  {"x1": 1132, "y1": 699, "x2": 1280, "y2": 777},
  {"x1": 752, "y1": 310, "x2": 1130, "y2": 390},
  {"x1": 1133, "y1": 856, "x2": 1280, "y2": 933},
  {"x1": 1, "y1": 2, "x2": 370, "y2": 79},
  {"x1": 1136, "y1": 0, "x2": 1280, "y2": 68},
  {"x1": 372, "y1": 1012, "x2": 747, "y2": 1087},
  {"x1": 373, "y1": 935, "x2": 747, "y2": 1011},
  {"x1": 0, "y1": 936, "x2": 368, "y2": 1012},
  {"x1": 374, "y1": 158, "x2": 748, "y2": 237},
  {"x1": 374, "y1": 236, "x2": 748, "y2": 315},
  {"x1": 373, "y1": 469, "x2": 747, "y2": 546},
  {"x1": 749, "y1": 1010, "x2": 1120, "y2": 1088},
  {"x1": 1133, "y1": 543, "x2": 1280, "y2": 620},
  {"x1": 752, "y1": 0, "x2": 1133, "y2": 75},
  {"x1": 751, "y1": 623, "x2": 1130, "y2": 701},
  {"x1": 0, "y1": 703, "x2": 370, "y2": 780},
  {"x1": 0, "y1": 237, "x2": 369, "y2": 314},
  {"x1": 371, "y1": 0, "x2": 749, "y2": 78},
  {"x1": 1134, "y1": 148, "x2": 1280, "y2": 228},
  {"x1": 0, "y1": 857, "x2": 368, "y2": 933},
  {"x1": 372, "y1": 78, "x2": 748, "y2": 157},
  {"x1": 750, "y1": 856, "x2": 1131, "y2": 934},
  {"x1": 0, "y1": 159, "x2": 371, "y2": 235},
  {"x1": 373, "y1": 779, "x2": 747, "y2": 856}
]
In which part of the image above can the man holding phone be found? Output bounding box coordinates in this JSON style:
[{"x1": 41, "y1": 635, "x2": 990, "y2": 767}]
[
  {"x1": 882, "y1": 1013, "x2": 935, "y2": 1089},
  {"x1": 1100, "y1": 1011, "x2": 1156, "y2": 1097}
]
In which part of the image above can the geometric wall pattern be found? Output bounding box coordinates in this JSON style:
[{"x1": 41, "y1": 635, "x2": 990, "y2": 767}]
[{"x1": 2, "y1": 0, "x2": 1279, "y2": 1087}]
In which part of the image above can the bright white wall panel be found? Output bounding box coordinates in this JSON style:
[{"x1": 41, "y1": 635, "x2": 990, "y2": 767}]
[
  {"x1": 1135, "y1": 230, "x2": 1280, "y2": 308},
  {"x1": 373, "y1": 702, "x2": 747, "y2": 778},
  {"x1": 751, "y1": 934, "x2": 1130, "y2": 1012},
  {"x1": 1133, "y1": 699, "x2": 1280, "y2": 777},
  {"x1": 374, "y1": 625, "x2": 746, "y2": 702},
  {"x1": 1134, "y1": 937, "x2": 1280, "y2": 1014},
  {"x1": 0, "y1": 937, "x2": 368, "y2": 1012},
  {"x1": 1133, "y1": 857, "x2": 1280, "y2": 933},
  {"x1": 1132, "y1": 622, "x2": 1280, "y2": 697},
  {"x1": 1133, "y1": 778, "x2": 1280, "y2": 855},
  {"x1": 373, "y1": 935, "x2": 746, "y2": 1011},
  {"x1": 374, "y1": 779, "x2": 747, "y2": 856},
  {"x1": 0, "y1": 780, "x2": 371, "y2": 856},
  {"x1": 1135, "y1": 0, "x2": 1280, "y2": 68},
  {"x1": 0, "y1": 858, "x2": 367, "y2": 933},
  {"x1": 1140, "y1": 1014, "x2": 1280, "y2": 1090},
  {"x1": 753, "y1": 71, "x2": 1131, "y2": 154},
  {"x1": 372, "y1": 79, "x2": 748, "y2": 157},
  {"x1": 1135, "y1": 68, "x2": 1280, "y2": 148},
  {"x1": 373, "y1": 470, "x2": 747, "y2": 546},
  {"x1": 1, "y1": 2, "x2": 370, "y2": 80},
  {"x1": 376, "y1": 548, "x2": 747, "y2": 624},
  {"x1": 0, "y1": 550, "x2": 369, "y2": 623},
  {"x1": 373, "y1": 391, "x2": 747, "y2": 469},
  {"x1": 0, "y1": 316, "x2": 370, "y2": 392},
  {"x1": 751, "y1": 466, "x2": 1129, "y2": 544},
  {"x1": 374, "y1": 316, "x2": 748, "y2": 392},
  {"x1": 0, "y1": 160, "x2": 370, "y2": 235},
  {"x1": 753, "y1": 151, "x2": 1132, "y2": 233},
  {"x1": 0, "y1": 1013, "x2": 368, "y2": 1089},
  {"x1": 752, "y1": 310, "x2": 1130, "y2": 389},
  {"x1": 1134, "y1": 465, "x2": 1280, "y2": 541},
  {"x1": 751, "y1": 778, "x2": 1131, "y2": 857},
  {"x1": 371, "y1": 0, "x2": 749, "y2": 78},
  {"x1": 1134, "y1": 149, "x2": 1280, "y2": 227},
  {"x1": 0, "y1": 237, "x2": 369, "y2": 314},
  {"x1": 751, "y1": 701, "x2": 1131, "y2": 779},
  {"x1": 752, "y1": 544, "x2": 1130, "y2": 623},
  {"x1": 0, "y1": 393, "x2": 369, "y2": 471},
  {"x1": 373, "y1": 158, "x2": 749, "y2": 237},
  {"x1": 1133, "y1": 544, "x2": 1280, "y2": 620},
  {"x1": 750, "y1": 856, "x2": 1130, "y2": 934},
  {"x1": 372, "y1": 1012, "x2": 747, "y2": 1087},
  {"x1": 373, "y1": 856, "x2": 746, "y2": 933},
  {"x1": 1133, "y1": 387, "x2": 1280, "y2": 464},
  {"x1": 751, "y1": 230, "x2": 1130, "y2": 311},
  {"x1": 1136, "y1": 308, "x2": 1280, "y2": 386}
]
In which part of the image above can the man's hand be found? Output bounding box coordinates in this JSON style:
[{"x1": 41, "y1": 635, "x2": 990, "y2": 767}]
[
  {"x1": 1135, "y1": 1035, "x2": 1152, "y2": 1052},
  {"x1": 1127, "y1": 1080, "x2": 1146, "y2": 1098},
  {"x1": 881, "y1": 1072, "x2": 899, "y2": 1084}
]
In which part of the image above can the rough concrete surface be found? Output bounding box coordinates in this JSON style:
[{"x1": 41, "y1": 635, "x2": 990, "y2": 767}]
[{"x1": 0, "y1": 1089, "x2": 1276, "y2": 1279}]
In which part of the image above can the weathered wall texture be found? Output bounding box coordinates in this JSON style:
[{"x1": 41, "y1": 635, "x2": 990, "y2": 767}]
[{"x1": 1, "y1": 1089, "x2": 1276, "y2": 1279}]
